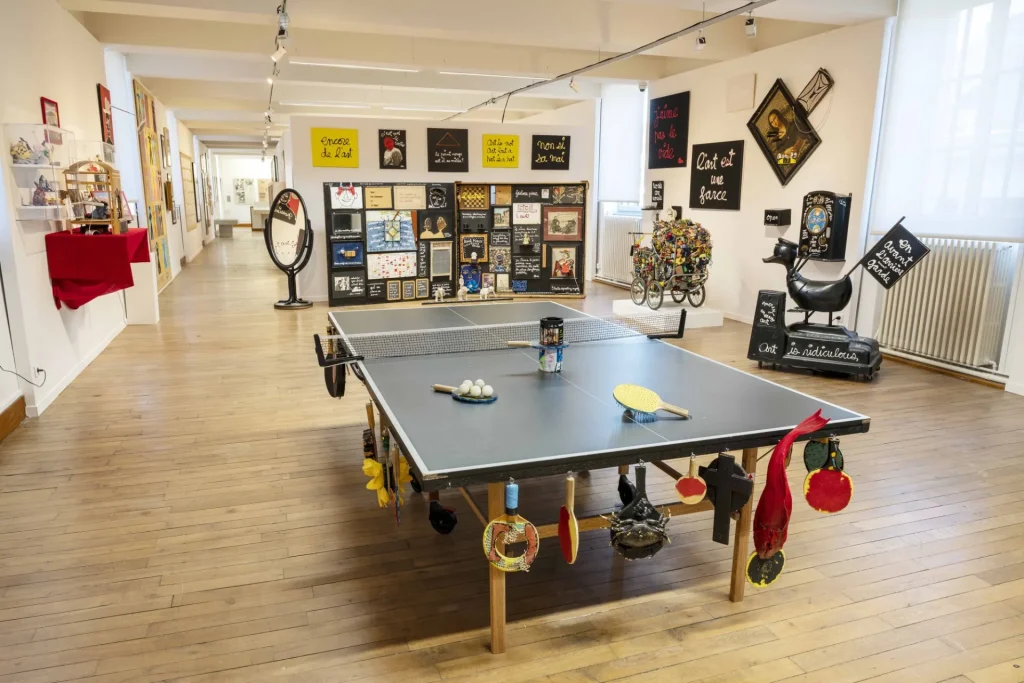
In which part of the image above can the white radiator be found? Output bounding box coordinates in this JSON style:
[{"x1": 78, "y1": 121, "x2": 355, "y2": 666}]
[
  {"x1": 596, "y1": 213, "x2": 642, "y2": 286},
  {"x1": 878, "y1": 238, "x2": 1018, "y2": 375}
]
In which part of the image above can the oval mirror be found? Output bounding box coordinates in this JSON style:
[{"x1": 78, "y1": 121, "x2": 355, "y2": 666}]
[{"x1": 265, "y1": 188, "x2": 314, "y2": 309}]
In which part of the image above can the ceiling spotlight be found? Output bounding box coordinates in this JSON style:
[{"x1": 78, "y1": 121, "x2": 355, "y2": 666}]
[
  {"x1": 745, "y1": 15, "x2": 757, "y2": 38},
  {"x1": 272, "y1": 44, "x2": 288, "y2": 63},
  {"x1": 695, "y1": 31, "x2": 707, "y2": 51},
  {"x1": 276, "y1": 3, "x2": 290, "y2": 42},
  {"x1": 569, "y1": 77, "x2": 580, "y2": 93},
  {"x1": 267, "y1": 76, "x2": 275, "y2": 85}
]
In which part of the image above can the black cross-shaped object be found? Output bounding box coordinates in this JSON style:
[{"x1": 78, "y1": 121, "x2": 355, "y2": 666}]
[{"x1": 699, "y1": 454, "x2": 754, "y2": 545}]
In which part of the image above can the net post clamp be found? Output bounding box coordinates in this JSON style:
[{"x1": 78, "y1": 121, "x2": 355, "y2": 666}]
[{"x1": 314, "y1": 333, "x2": 364, "y2": 368}]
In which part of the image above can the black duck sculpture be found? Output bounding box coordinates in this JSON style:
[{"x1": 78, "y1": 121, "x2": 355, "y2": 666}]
[{"x1": 763, "y1": 238, "x2": 851, "y2": 324}]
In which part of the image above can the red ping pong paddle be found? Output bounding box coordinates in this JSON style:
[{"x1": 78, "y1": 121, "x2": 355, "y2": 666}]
[
  {"x1": 675, "y1": 456, "x2": 707, "y2": 505},
  {"x1": 558, "y1": 474, "x2": 578, "y2": 564}
]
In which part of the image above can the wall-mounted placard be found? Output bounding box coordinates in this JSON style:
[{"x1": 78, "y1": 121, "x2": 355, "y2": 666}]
[
  {"x1": 417, "y1": 241, "x2": 429, "y2": 277},
  {"x1": 550, "y1": 185, "x2": 584, "y2": 204},
  {"x1": 513, "y1": 256, "x2": 542, "y2": 279},
  {"x1": 512, "y1": 186, "x2": 543, "y2": 202},
  {"x1": 647, "y1": 91, "x2": 690, "y2": 169},
  {"x1": 513, "y1": 203, "x2": 541, "y2": 224},
  {"x1": 332, "y1": 272, "x2": 366, "y2": 298},
  {"x1": 651, "y1": 180, "x2": 664, "y2": 209},
  {"x1": 366, "y1": 210, "x2": 415, "y2": 252},
  {"x1": 688, "y1": 140, "x2": 744, "y2": 211},
  {"x1": 364, "y1": 186, "x2": 393, "y2": 209},
  {"x1": 460, "y1": 234, "x2": 488, "y2": 262},
  {"x1": 312, "y1": 128, "x2": 359, "y2": 168},
  {"x1": 330, "y1": 211, "x2": 362, "y2": 239},
  {"x1": 764, "y1": 208, "x2": 791, "y2": 227},
  {"x1": 427, "y1": 128, "x2": 468, "y2": 172},
  {"x1": 393, "y1": 184, "x2": 426, "y2": 210},
  {"x1": 458, "y1": 184, "x2": 489, "y2": 210},
  {"x1": 858, "y1": 220, "x2": 930, "y2": 290},
  {"x1": 493, "y1": 185, "x2": 512, "y2": 205},
  {"x1": 415, "y1": 278, "x2": 429, "y2": 298},
  {"x1": 379, "y1": 129, "x2": 406, "y2": 169},
  {"x1": 387, "y1": 280, "x2": 402, "y2": 301},
  {"x1": 431, "y1": 281, "x2": 454, "y2": 298},
  {"x1": 418, "y1": 211, "x2": 453, "y2": 239},
  {"x1": 490, "y1": 230, "x2": 511, "y2": 246},
  {"x1": 369, "y1": 252, "x2": 418, "y2": 279},
  {"x1": 367, "y1": 281, "x2": 386, "y2": 300},
  {"x1": 531, "y1": 135, "x2": 571, "y2": 170},
  {"x1": 542, "y1": 206, "x2": 583, "y2": 241},
  {"x1": 460, "y1": 210, "x2": 489, "y2": 233},
  {"x1": 550, "y1": 281, "x2": 581, "y2": 294},
  {"x1": 402, "y1": 280, "x2": 416, "y2": 300},
  {"x1": 482, "y1": 134, "x2": 519, "y2": 168},
  {"x1": 513, "y1": 224, "x2": 541, "y2": 253}
]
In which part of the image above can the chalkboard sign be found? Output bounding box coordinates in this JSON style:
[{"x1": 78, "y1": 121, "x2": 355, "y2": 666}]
[
  {"x1": 550, "y1": 281, "x2": 581, "y2": 294},
  {"x1": 648, "y1": 91, "x2": 690, "y2": 169},
  {"x1": 531, "y1": 135, "x2": 571, "y2": 170},
  {"x1": 858, "y1": 220, "x2": 930, "y2": 290},
  {"x1": 430, "y1": 281, "x2": 453, "y2": 298},
  {"x1": 747, "y1": 290, "x2": 787, "y2": 362},
  {"x1": 427, "y1": 184, "x2": 452, "y2": 209},
  {"x1": 513, "y1": 224, "x2": 541, "y2": 253},
  {"x1": 460, "y1": 234, "x2": 487, "y2": 262},
  {"x1": 513, "y1": 256, "x2": 542, "y2": 279},
  {"x1": 491, "y1": 230, "x2": 511, "y2": 247},
  {"x1": 651, "y1": 181, "x2": 664, "y2": 210},
  {"x1": 689, "y1": 141, "x2": 743, "y2": 211},
  {"x1": 427, "y1": 128, "x2": 468, "y2": 172},
  {"x1": 417, "y1": 241, "x2": 429, "y2": 277},
  {"x1": 378, "y1": 129, "x2": 406, "y2": 169},
  {"x1": 764, "y1": 208, "x2": 791, "y2": 227},
  {"x1": 460, "y1": 210, "x2": 489, "y2": 233},
  {"x1": 367, "y1": 281, "x2": 386, "y2": 300}
]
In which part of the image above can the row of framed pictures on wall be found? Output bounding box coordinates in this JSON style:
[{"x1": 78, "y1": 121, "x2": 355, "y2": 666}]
[{"x1": 323, "y1": 180, "x2": 587, "y2": 306}]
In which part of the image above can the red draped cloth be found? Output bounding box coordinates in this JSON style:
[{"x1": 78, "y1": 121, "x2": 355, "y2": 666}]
[{"x1": 44, "y1": 228, "x2": 151, "y2": 310}]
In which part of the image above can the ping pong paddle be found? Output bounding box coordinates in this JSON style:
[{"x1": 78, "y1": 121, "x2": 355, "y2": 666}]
[
  {"x1": 483, "y1": 481, "x2": 539, "y2": 573},
  {"x1": 613, "y1": 384, "x2": 689, "y2": 421},
  {"x1": 432, "y1": 384, "x2": 497, "y2": 404},
  {"x1": 804, "y1": 441, "x2": 853, "y2": 514},
  {"x1": 675, "y1": 456, "x2": 707, "y2": 504},
  {"x1": 558, "y1": 474, "x2": 579, "y2": 564}
]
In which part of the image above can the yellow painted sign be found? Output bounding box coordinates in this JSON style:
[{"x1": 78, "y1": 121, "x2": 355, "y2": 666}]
[
  {"x1": 312, "y1": 128, "x2": 359, "y2": 167},
  {"x1": 482, "y1": 134, "x2": 519, "y2": 168}
]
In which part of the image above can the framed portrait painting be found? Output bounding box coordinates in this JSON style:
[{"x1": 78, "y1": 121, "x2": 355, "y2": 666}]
[
  {"x1": 542, "y1": 206, "x2": 583, "y2": 241},
  {"x1": 747, "y1": 78, "x2": 821, "y2": 186}
]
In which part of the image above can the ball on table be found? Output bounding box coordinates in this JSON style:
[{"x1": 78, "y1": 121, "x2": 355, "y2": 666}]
[
  {"x1": 482, "y1": 385, "x2": 494, "y2": 397},
  {"x1": 474, "y1": 379, "x2": 486, "y2": 387},
  {"x1": 469, "y1": 385, "x2": 482, "y2": 397}
]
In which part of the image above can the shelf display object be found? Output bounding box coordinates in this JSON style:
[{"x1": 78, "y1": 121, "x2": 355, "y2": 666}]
[
  {"x1": 322, "y1": 181, "x2": 588, "y2": 306},
  {"x1": 5, "y1": 123, "x2": 76, "y2": 224},
  {"x1": 64, "y1": 160, "x2": 130, "y2": 235}
]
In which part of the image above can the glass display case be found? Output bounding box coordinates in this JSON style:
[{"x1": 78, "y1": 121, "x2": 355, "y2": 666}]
[{"x1": 4, "y1": 123, "x2": 75, "y2": 223}]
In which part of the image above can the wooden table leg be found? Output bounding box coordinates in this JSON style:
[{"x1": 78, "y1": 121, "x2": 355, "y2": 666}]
[
  {"x1": 618, "y1": 464, "x2": 629, "y2": 475},
  {"x1": 730, "y1": 447, "x2": 759, "y2": 602},
  {"x1": 487, "y1": 482, "x2": 506, "y2": 654}
]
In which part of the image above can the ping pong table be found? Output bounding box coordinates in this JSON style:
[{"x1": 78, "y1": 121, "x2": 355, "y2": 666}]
[{"x1": 324, "y1": 301, "x2": 869, "y2": 653}]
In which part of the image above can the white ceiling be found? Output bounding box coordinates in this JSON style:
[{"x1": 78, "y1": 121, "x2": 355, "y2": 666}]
[{"x1": 62, "y1": 0, "x2": 896, "y2": 149}]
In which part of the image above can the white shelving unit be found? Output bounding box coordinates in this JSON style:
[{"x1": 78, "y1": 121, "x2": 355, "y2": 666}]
[{"x1": 4, "y1": 123, "x2": 76, "y2": 226}]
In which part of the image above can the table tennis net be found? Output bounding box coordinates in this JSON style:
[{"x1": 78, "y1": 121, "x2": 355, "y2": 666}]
[{"x1": 341, "y1": 311, "x2": 684, "y2": 360}]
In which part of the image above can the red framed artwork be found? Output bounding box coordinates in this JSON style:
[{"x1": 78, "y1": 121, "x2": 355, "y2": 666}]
[
  {"x1": 97, "y1": 84, "x2": 114, "y2": 145},
  {"x1": 40, "y1": 97, "x2": 60, "y2": 128}
]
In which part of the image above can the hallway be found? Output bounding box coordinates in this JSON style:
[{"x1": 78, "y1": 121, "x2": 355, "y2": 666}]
[{"x1": 0, "y1": 234, "x2": 1022, "y2": 682}]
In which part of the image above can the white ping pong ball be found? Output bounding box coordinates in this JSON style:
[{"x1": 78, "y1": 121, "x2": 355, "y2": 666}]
[
  {"x1": 461, "y1": 379, "x2": 472, "y2": 389},
  {"x1": 482, "y1": 385, "x2": 494, "y2": 397},
  {"x1": 469, "y1": 385, "x2": 482, "y2": 397},
  {"x1": 474, "y1": 379, "x2": 485, "y2": 387}
]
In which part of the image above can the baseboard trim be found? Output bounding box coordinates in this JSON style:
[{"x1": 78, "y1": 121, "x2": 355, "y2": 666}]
[
  {"x1": 0, "y1": 395, "x2": 26, "y2": 442},
  {"x1": 27, "y1": 323, "x2": 125, "y2": 417},
  {"x1": 1007, "y1": 380, "x2": 1024, "y2": 396}
]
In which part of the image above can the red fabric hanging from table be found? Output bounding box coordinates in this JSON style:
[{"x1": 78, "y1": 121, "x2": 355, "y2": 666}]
[{"x1": 44, "y1": 228, "x2": 151, "y2": 310}]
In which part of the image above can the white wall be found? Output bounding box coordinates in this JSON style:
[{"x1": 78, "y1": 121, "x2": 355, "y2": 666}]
[
  {"x1": 0, "y1": 0, "x2": 128, "y2": 415},
  {"x1": 290, "y1": 113, "x2": 596, "y2": 301},
  {"x1": 214, "y1": 154, "x2": 273, "y2": 224},
  {"x1": 643, "y1": 19, "x2": 893, "y2": 326},
  {"x1": 0, "y1": 181, "x2": 26, "y2": 413}
]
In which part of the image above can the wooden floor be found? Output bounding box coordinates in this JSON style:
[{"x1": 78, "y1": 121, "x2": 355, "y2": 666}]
[{"x1": 1, "y1": 230, "x2": 1023, "y2": 683}]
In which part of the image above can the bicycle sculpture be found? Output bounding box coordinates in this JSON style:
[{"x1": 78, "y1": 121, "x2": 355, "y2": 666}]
[{"x1": 631, "y1": 218, "x2": 712, "y2": 310}]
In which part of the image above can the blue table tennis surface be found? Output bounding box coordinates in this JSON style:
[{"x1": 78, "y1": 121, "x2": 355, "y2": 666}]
[{"x1": 330, "y1": 302, "x2": 869, "y2": 489}]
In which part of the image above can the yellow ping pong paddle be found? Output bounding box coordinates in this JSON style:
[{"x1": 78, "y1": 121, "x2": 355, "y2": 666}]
[{"x1": 613, "y1": 384, "x2": 690, "y2": 422}]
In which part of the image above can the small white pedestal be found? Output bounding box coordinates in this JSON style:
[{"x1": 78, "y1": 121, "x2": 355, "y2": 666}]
[
  {"x1": 612, "y1": 299, "x2": 724, "y2": 329},
  {"x1": 125, "y1": 252, "x2": 160, "y2": 324}
]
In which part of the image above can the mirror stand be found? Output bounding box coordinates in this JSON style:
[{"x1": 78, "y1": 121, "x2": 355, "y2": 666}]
[{"x1": 276, "y1": 273, "x2": 312, "y2": 310}]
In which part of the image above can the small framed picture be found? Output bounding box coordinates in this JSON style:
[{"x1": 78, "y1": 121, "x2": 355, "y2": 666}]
[
  {"x1": 550, "y1": 245, "x2": 578, "y2": 278},
  {"x1": 332, "y1": 241, "x2": 364, "y2": 267},
  {"x1": 415, "y1": 278, "x2": 429, "y2": 298},
  {"x1": 402, "y1": 280, "x2": 416, "y2": 300},
  {"x1": 542, "y1": 206, "x2": 583, "y2": 241},
  {"x1": 459, "y1": 234, "x2": 488, "y2": 263},
  {"x1": 493, "y1": 206, "x2": 511, "y2": 229},
  {"x1": 496, "y1": 273, "x2": 510, "y2": 292},
  {"x1": 40, "y1": 97, "x2": 60, "y2": 127},
  {"x1": 386, "y1": 280, "x2": 402, "y2": 301},
  {"x1": 482, "y1": 273, "x2": 495, "y2": 290}
]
